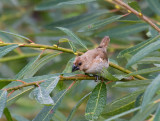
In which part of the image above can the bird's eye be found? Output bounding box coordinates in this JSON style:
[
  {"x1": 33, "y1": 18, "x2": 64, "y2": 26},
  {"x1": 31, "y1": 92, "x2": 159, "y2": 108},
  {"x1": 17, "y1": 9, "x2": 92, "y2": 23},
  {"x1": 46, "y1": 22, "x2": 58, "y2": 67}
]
[{"x1": 78, "y1": 62, "x2": 82, "y2": 66}]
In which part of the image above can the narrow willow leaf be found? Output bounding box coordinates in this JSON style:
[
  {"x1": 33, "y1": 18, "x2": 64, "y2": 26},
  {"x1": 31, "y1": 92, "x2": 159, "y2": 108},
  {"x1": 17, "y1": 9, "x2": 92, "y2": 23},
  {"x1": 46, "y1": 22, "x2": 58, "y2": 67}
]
[
  {"x1": 0, "y1": 30, "x2": 31, "y2": 41},
  {"x1": 23, "y1": 53, "x2": 60, "y2": 78},
  {"x1": 126, "y1": 39, "x2": 160, "y2": 67},
  {"x1": 59, "y1": 38, "x2": 77, "y2": 52},
  {"x1": 101, "y1": 89, "x2": 144, "y2": 118},
  {"x1": 154, "y1": 104, "x2": 160, "y2": 121},
  {"x1": 40, "y1": 76, "x2": 60, "y2": 94},
  {"x1": 128, "y1": 1, "x2": 141, "y2": 12},
  {"x1": 118, "y1": 35, "x2": 160, "y2": 58},
  {"x1": 0, "y1": 90, "x2": 7, "y2": 118},
  {"x1": 12, "y1": 114, "x2": 29, "y2": 121},
  {"x1": 0, "y1": 32, "x2": 13, "y2": 42},
  {"x1": 29, "y1": 87, "x2": 54, "y2": 106},
  {"x1": 56, "y1": 27, "x2": 88, "y2": 50},
  {"x1": 98, "y1": 23, "x2": 148, "y2": 38},
  {"x1": 117, "y1": 20, "x2": 144, "y2": 24},
  {"x1": 141, "y1": 74, "x2": 160, "y2": 111},
  {"x1": 35, "y1": 0, "x2": 96, "y2": 11},
  {"x1": 126, "y1": 67, "x2": 160, "y2": 76},
  {"x1": 0, "y1": 44, "x2": 19, "y2": 58},
  {"x1": 138, "y1": 57, "x2": 160, "y2": 64},
  {"x1": 131, "y1": 103, "x2": 158, "y2": 121},
  {"x1": 45, "y1": 10, "x2": 108, "y2": 29},
  {"x1": 52, "y1": 111, "x2": 67, "y2": 121},
  {"x1": 113, "y1": 80, "x2": 151, "y2": 88},
  {"x1": 7, "y1": 87, "x2": 34, "y2": 106},
  {"x1": 146, "y1": 0, "x2": 160, "y2": 16},
  {"x1": 0, "y1": 82, "x2": 10, "y2": 89},
  {"x1": 85, "y1": 82, "x2": 106, "y2": 120},
  {"x1": 148, "y1": 26, "x2": 159, "y2": 37},
  {"x1": 78, "y1": 15, "x2": 123, "y2": 32},
  {"x1": 15, "y1": 54, "x2": 41, "y2": 79},
  {"x1": 63, "y1": 58, "x2": 75, "y2": 73},
  {"x1": 33, "y1": 90, "x2": 67, "y2": 121},
  {"x1": 67, "y1": 92, "x2": 91, "y2": 121},
  {"x1": 101, "y1": 69, "x2": 119, "y2": 81},
  {"x1": 3, "y1": 108, "x2": 13, "y2": 121},
  {"x1": 105, "y1": 107, "x2": 140, "y2": 121}
]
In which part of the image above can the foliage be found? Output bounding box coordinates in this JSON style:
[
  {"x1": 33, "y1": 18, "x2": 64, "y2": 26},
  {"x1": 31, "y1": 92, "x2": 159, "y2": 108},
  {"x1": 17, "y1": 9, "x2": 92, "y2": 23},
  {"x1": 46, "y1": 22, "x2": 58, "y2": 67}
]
[{"x1": 0, "y1": 0, "x2": 160, "y2": 121}]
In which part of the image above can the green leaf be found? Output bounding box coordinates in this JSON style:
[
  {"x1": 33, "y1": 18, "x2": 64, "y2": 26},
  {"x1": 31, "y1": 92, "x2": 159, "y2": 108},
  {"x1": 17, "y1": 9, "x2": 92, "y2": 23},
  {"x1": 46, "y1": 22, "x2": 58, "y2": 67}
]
[
  {"x1": 12, "y1": 114, "x2": 29, "y2": 121},
  {"x1": 0, "y1": 30, "x2": 31, "y2": 41},
  {"x1": 0, "y1": 82, "x2": 10, "y2": 89},
  {"x1": 45, "y1": 10, "x2": 108, "y2": 29},
  {"x1": 3, "y1": 108, "x2": 13, "y2": 121},
  {"x1": 67, "y1": 92, "x2": 91, "y2": 121},
  {"x1": 113, "y1": 79, "x2": 151, "y2": 88},
  {"x1": 126, "y1": 67, "x2": 160, "y2": 76},
  {"x1": 78, "y1": 15, "x2": 123, "y2": 32},
  {"x1": 98, "y1": 23, "x2": 148, "y2": 38},
  {"x1": 15, "y1": 54, "x2": 41, "y2": 79},
  {"x1": 85, "y1": 82, "x2": 106, "y2": 120},
  {"x1": 52, "y1": 111, "x2": 67, "y2": 121},
  {"x1": 141, "y1": 74, "x2": 160, "y2": 111},
  {"x1": 101, "y1": 89, "x2": 144, "y2": 118},
  {"x1": 40, "y1": 76, "x2": 60, "y2": 94},
  {"x1": 32, "y1": 90, "x2": 67, "y2": 121},
  {"x1": 128, "y1": 1, "x2": 141, "y2": 12},
  {"x1": 147, "y1": 26, "x2": 159, "y2": 37},
  {"x1": 138, "y1": 57, "x2": 160, "y2": 64},
  {"x1": 0, "y1": 32, "x2": 13, "y2": 42},
  {"x1": 23, "y1": 53, "x2": 60, "y2": 78},
  {"x1": 105, "y1": 107, "x2": 140, "y2": 121},
  {"x1": 56, "y1": 27, "x2": 88, "y2": 50},
  {"x1": 29, "y1": 86, "x2": 54, "y2": 106},
  {"x1": 130, "y1": 103, "x2": 158, "y2": 121},
  {"x1": 35, "y1": 0, "x2": 96, "y2": 11},
  {"x1": 7, "y1": 87, "x2": 34, "y2": 106},
  {"x1": 126, "y1": 38, "x2": 160, "y2": 67},
  {"x1": 0, "y1": 44, "x2": 19, "y2": 58},
  {"x1": 118, "y1": 35, "x2": 160, "y2": 58},
  {"x1": 59, "y1": 38, "x2": 77, "y2": 53},
  {"x1": 63, "y1": 57, "x2": 75, "y2": 73},
  {"x1": 101, "y1": 69, "x2": 119, "y2": 81},
  {"x1": 154, "y1": 104, "x2": 160, "y2": 121},
  {"x1": 0, "y1": 90, "x2": 7, "y2": 118},
  {"x1": 146, "y1": 0, "x2": 160, "y2": 16}
]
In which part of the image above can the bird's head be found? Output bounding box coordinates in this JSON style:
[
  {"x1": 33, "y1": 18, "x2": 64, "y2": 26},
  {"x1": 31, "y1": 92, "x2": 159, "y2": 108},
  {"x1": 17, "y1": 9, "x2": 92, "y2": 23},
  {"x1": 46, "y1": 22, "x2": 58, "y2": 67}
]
[{"x1": 72, "y1": 56, "x2": 83, "y2": 72}]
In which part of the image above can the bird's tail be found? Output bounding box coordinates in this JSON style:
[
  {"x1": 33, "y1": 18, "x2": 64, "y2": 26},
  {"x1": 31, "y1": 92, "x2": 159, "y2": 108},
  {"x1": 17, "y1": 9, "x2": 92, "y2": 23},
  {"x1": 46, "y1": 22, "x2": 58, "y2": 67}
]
[{"x1": 98, "y1": 36, "x2": 110, "y2": 48}]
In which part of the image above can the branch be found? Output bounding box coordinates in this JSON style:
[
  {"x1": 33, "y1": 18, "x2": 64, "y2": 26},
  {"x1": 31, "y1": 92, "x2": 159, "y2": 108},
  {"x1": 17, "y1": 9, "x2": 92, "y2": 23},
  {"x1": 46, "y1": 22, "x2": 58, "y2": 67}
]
[
  {"x1": 3, "y1": 74, "x2": 135, "y2": 91},
  {"x1": 0, "y1": 42, "x2": 146, "y2": 80},
  {"x1": 5, "y1": 80, "x2": 45, "y2": 91},
  {"x1": 106, "y1": 0, "x2": 160, "y2": 33},
  {"x1": 0, "y1": 42, "x2": 83, "y2": 55}
]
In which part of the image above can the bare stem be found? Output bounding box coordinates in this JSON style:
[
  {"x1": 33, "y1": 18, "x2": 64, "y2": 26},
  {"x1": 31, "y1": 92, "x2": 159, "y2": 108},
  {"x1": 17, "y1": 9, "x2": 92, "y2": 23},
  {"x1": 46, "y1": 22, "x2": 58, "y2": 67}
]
[
  {"x1": 6, "y1": 80, "x2": 45, "y2": 91},
  {"x1": 106, "y1": 0, "x2": 160, "y2": 33}
]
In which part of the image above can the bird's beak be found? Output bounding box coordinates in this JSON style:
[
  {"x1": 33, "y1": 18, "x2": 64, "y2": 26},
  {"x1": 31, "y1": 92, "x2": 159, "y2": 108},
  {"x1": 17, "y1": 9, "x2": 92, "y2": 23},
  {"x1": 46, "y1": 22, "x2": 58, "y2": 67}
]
[{"x1": 72, "y1": 64, "x2": 79, "y2": 72}]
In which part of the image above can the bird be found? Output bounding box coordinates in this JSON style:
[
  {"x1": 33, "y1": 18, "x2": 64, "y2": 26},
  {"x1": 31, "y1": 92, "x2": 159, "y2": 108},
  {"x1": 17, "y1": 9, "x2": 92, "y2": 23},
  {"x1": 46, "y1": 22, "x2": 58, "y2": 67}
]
[{"x1": 72, "y1": 36, "x2": 110, "y2": 78}]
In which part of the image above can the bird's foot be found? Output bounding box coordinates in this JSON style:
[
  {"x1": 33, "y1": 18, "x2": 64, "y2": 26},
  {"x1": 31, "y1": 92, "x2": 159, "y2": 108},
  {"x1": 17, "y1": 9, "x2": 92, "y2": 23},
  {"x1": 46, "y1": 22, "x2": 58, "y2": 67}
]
[{"x1": 93, "y1": 75, "x2": 100, "y2": 82}]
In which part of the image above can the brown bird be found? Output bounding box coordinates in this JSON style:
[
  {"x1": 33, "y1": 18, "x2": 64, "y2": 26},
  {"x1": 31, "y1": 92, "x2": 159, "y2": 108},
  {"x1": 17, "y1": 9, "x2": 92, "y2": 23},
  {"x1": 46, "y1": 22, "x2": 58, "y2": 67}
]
[{"x1": 72, "y1": 36, "x2": 110, "y2": 77}]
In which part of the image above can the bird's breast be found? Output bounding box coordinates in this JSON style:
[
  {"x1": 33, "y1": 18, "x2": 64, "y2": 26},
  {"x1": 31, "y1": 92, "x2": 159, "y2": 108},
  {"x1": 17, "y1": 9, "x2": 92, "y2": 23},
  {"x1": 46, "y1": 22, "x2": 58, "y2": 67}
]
[{"x1": 84, "y1": 58, "x2": 109, "y2": 74}]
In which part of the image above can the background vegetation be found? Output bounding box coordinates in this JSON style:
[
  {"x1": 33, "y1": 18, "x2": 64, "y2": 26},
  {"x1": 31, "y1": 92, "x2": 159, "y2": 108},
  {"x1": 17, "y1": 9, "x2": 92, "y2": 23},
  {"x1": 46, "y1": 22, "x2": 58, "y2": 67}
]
[{"x1": 0, "y1": 0, "x2": 160, "y2": 121}]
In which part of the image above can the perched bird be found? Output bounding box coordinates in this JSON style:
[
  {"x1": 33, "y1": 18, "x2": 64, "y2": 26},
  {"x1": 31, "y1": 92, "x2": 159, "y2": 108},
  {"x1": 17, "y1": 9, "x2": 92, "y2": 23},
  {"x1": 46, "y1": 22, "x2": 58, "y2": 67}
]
[{"x1": 72, "y1": 36, "x2": 110, "y2": 76}]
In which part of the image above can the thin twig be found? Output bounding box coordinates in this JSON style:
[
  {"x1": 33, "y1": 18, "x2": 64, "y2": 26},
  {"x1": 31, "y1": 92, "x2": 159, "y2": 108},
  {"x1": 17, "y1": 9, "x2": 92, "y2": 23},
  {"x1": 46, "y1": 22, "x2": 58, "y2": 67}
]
[{"x1": 108, "y1": 0, "x2": 160, "y2": 33}]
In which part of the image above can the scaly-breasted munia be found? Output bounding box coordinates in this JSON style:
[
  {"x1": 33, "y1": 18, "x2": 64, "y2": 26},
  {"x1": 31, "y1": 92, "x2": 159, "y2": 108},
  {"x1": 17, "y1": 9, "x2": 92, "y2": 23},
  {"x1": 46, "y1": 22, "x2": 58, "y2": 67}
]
[{"x1": 72, "y1": 36, "x2": 110, "y2": 75}]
